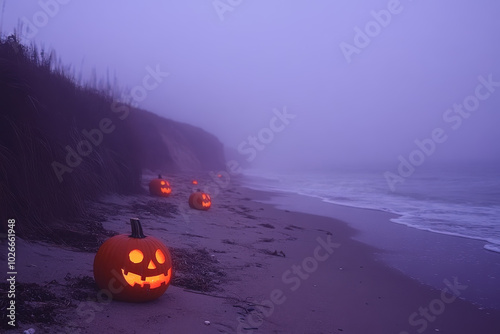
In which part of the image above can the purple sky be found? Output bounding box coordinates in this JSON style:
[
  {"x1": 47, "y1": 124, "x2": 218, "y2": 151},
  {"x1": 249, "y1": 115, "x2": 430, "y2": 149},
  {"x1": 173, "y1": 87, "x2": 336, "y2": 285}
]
[{"x1": 2, "y1": 0, "x2": 499, "y2": 170}]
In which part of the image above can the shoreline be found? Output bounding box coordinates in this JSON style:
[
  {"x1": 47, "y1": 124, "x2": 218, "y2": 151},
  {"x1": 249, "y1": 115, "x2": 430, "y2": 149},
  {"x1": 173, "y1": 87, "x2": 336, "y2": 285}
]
[
  {"x1": 3, "y1": 174, "x2": 500, "y2": 333},
  {"x1": 240, "y1": 172, "x2": 500, "y2": 253},
  {"x1": 247, "y1": 187, "x2": 500, "y2": 311},
  {"x1": 244, "y1": 182, "x2": 500, "y2": 252}
]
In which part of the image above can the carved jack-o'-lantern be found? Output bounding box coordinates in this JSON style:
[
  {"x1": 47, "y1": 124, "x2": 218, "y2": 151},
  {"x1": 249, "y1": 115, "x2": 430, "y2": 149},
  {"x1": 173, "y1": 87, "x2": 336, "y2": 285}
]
[
  {"x1": 189, "y1": 190, "x2": 211, "y2": 210},
  {"x1": 93, "y1": 218, "x2": 173, "y2": 302},
  {"x1": 192, "y1": 180, "x2": 198, "y2": 185},
  {"x1": 149, "y1": 174, "x2": 171, "y2": 197}
]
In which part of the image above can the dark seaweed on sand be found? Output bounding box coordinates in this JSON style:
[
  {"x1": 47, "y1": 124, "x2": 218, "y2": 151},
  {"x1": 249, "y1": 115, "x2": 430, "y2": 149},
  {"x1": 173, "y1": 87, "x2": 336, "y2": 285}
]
[
  {"x1": 0, "y1": 275, "x2": 100, "y2": 330},
  {"x1": 131, "y1": 200, "x2": 178, "y2": 218},
  {"x1": 220, "y1": 204, "x2": 258, "y2": 219},
  {"x1": 0, "y1": 282, "x2": 65, "y2": 329},
  {"x1": 170, "y1": 248, "x2": 226, "y2": 292}
]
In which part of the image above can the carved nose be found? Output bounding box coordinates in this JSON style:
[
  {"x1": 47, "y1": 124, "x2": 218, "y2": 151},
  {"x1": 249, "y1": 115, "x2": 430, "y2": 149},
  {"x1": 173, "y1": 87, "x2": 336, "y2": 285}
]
[{"x1": 148, "y1": 260, "x2": 156, "y2": 269}]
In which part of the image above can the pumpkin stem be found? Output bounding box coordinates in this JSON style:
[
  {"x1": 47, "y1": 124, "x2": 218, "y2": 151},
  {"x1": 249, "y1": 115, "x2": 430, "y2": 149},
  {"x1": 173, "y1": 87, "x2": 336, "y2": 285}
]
[
  {"x1": 130, "y1": 218, "x2": 146, "y2": 238},
  {"x1": 158, "y1": 174, "x2": 162, "y2": 179}
]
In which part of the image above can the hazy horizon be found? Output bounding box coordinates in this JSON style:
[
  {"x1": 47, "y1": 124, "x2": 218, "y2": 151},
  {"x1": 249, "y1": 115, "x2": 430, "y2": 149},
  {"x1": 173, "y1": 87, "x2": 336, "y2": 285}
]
[{"x1": 3, "y1": 0, "x2": 499, "y2": 171}]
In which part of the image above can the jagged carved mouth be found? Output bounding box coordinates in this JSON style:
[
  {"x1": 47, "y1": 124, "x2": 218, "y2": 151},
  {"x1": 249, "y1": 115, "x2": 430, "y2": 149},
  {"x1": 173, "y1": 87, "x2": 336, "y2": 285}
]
[{"x1": 121, "y1": 268, "x2": 172, "y2": 289}]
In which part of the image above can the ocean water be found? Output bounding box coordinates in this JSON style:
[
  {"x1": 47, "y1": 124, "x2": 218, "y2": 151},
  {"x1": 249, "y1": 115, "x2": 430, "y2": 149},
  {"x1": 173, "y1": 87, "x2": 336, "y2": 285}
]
[{"x1": 241, "y1": 167, "x2": 500, "y2": 254}]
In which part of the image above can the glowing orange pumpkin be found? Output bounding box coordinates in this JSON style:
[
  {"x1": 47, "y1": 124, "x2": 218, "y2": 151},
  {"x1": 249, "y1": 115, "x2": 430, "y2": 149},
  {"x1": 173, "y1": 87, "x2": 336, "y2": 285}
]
[
  {"x1": 93, "y1": 218, "x2": 173, "y2": 302},
  {"x1": 149, "y1": 174, "x2": 171, "y2": 197},
  {"x1": 189, "y1": 191, "x2": 211, "y2": 210},
  {"x1": 192, "y1": 180, "x2": 198, "y2": 185}
]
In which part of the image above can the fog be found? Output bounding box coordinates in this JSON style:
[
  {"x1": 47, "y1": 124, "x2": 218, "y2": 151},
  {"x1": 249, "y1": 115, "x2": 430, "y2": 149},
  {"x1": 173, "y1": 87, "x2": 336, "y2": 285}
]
[{"x1": 3, "y1": 0, "x2": 500, "y2": 171}]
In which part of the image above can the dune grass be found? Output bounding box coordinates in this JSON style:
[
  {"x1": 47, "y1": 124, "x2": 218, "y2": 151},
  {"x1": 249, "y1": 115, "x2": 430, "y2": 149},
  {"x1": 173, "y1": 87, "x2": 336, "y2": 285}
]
[
  {"x1": 0, "y1": 35, "x2": 144, "y2": 244},
  {"x1": 0, "y1": 35, "x2": 225, "y2": 245}
]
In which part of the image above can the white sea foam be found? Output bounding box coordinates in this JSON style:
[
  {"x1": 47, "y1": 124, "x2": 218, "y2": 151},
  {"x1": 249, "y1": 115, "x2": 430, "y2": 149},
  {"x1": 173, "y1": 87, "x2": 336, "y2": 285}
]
[
  {"x1": 484, "y1": 243, "x2": 500, "y2": 254},
  {"x1": 242, "y1": 168, "x2": 500, "y2": 251}
]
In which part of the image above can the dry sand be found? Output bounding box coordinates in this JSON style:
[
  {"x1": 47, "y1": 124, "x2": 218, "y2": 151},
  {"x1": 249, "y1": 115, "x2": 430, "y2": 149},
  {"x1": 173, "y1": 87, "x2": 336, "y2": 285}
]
[{"x1": 2, "y1": 172, "x2": 500, "y2": 333}]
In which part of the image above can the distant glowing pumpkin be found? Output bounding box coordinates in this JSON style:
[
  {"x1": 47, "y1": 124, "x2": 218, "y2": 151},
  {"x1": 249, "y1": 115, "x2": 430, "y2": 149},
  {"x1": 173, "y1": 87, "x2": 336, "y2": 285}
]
[
  {"x1": 189, "y1": 191, "x2": 211, "y2": 210},
  {"x1": 192, "y1": 180, "x2": 198, "y2": 185},
  {"x1": 93, "y1": 218, "x2": 173, "y2": 302},
  {"x1": 149, "y1": 174, "x2": 171, "y2": 197}
]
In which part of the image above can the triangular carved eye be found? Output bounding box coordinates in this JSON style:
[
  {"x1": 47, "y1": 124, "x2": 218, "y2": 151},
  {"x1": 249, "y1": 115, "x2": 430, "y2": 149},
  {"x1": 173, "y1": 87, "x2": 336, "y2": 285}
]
[
  {"x1": 129, "y1": 249, "x2": 144, "y2": 263},
  {"x1": 156, "y1": 249, "x2": 165, "y2": 264},
  {"x1": 160, "y1": 181, "x2": 166, "y2": 185}
]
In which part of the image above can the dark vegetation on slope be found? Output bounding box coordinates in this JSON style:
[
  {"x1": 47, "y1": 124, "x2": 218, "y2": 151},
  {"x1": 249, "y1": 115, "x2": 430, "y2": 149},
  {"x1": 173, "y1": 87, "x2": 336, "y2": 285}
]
[{"x1": 0, "y1": 35, "x2": 225, "y2": 244}]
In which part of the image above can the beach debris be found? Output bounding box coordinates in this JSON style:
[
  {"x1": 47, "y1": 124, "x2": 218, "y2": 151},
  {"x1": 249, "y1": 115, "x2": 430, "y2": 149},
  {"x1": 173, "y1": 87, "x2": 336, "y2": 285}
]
[
  {"x1": 204, "y1": 320, "x2": 211, "y2": 325},
  {"x1": 170, "y1": 247, "x2": 226, "y2": 292},
  {"x1": 131, "y1": 200, "x2": 178, "y2": 218},
  {"x1": 0, "y1": 281, "x2": 68, "y2": 325},
  {"x1": 285, "y1": 224, "x2": 304, "y2": 231},
  {"x1": 182, "y1": 233, "x2": 207, "y2": 239},
  {"x1": 259, "y1": 237, "x2": 275, "y2": 243},
  {"x1": 316, "y1": 228, "x2": 333, "y2": 236},
  {"x1": 223, "y1": 205, "x2": 258, "y2": 219},
  {"x1": 262, "y1": 249, "x2": 286, "y2": 257},
  {"x1": 24, "y1": 329, "x2": 35, "y2": 334}
]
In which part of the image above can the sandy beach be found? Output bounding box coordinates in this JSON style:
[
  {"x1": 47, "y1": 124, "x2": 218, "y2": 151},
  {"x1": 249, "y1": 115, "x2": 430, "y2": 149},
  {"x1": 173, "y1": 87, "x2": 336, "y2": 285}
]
[{"x1": 3, "y1": 172, "x2": 500, "y2": 334}]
